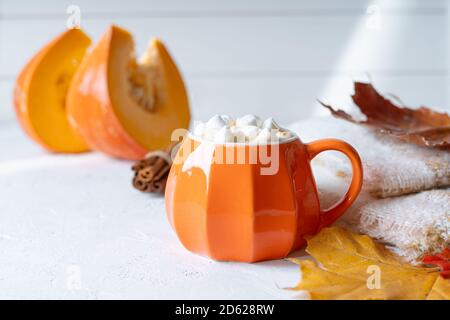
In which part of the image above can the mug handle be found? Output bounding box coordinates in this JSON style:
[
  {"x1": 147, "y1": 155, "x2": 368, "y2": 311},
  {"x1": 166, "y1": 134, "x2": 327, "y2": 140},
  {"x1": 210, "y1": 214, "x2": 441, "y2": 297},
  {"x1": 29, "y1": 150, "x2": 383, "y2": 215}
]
[{"x1": 305, "y1": 139, "x2": 363, "y2": 229}]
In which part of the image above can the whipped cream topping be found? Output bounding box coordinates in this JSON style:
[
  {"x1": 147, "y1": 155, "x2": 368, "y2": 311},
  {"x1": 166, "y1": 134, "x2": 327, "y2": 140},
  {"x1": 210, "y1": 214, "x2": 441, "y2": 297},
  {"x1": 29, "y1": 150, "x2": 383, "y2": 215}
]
[{"x1": 191, "y1": 114, "x2": 295, "y2": 144}]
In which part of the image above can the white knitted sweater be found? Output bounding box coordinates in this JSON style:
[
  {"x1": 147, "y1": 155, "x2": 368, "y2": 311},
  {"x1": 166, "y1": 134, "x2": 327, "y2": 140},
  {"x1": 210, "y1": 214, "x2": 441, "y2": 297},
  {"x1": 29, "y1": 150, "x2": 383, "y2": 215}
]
[
  {"x1": 287, "y1": 117, "x2": 450, "y2": 263},
  {"x1": 313, "y1": 167, "x2": 449, "y2": 263},
  {"x1": 288, "y1": 117, "x2": 450, "y2": 198}
]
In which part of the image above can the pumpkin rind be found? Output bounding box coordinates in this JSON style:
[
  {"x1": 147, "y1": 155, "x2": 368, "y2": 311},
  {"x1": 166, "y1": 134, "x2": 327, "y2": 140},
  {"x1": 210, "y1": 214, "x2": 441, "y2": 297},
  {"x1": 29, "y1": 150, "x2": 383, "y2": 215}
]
[
  {"x1": 67, "y1": 25, "x2": 190, "y2": 160},
  {"x1": 14, "y1": 28, "x2": 91, "y2": 153}
]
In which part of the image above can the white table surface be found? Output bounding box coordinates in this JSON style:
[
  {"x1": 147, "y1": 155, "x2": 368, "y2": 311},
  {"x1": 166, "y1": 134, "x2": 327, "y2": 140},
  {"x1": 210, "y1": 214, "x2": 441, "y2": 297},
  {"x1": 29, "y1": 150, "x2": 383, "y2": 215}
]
[{"x1": 0, "y1": 123, "x2": 306, "y2": 299}]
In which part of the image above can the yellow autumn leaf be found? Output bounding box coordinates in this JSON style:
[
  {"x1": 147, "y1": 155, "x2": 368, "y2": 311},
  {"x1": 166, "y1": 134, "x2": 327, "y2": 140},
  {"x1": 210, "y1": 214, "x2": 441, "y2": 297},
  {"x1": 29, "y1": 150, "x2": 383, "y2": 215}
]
[{"x1": 289, "y1": 227, "x2": 449, "y2": 300}]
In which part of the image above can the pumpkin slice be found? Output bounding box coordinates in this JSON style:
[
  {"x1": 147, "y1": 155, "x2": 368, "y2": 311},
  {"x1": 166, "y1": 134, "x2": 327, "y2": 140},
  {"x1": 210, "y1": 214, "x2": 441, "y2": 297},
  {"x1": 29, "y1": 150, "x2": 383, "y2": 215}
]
[
  {"x1": 14, "y1": 28, "x2": 91, "y2": 153},
  {"x1": 67, "y1": 25, "x2": 190, "y2": 160}
]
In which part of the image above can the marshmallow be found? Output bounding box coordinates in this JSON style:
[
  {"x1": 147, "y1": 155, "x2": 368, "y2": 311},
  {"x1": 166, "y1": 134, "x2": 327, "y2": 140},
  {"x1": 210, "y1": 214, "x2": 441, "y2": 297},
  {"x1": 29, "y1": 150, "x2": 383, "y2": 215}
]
[
  {"x1": 214, "y1": 126, "x2": 233, "y2": 143},
  {"x1": 206, "y1": 115, "x2": 227, "y2": 129},
  {"x1": 262, "y1": 117, "x2": 280, "y2": 130},
  {"x1": 192, "y1": 114, "x2": 294, "y2": 144},
  {"x1": 276, "y1": 131, "x2": 291, "y2": 140},
  {"x1": 254, "y1": 128, "x2": 278, "y2": 144},
  {"x1": 220, "y1": 114, "x2": 235, "y2": 127},
  {"x1": 193, "y1": 122, "x2": 206, "y2": 137},
  {"x1": 236, "y1": 114, "x2": 262, "y2": 128},
  {"x1": 205, "y1": 128, "x2": 218, "y2": 141},
  {"x1": 230, "y1": 127, "x2": 246, "y2": 143},
  {"x1": 239, "y1": 125, "x2": 260, "y2": 141}
]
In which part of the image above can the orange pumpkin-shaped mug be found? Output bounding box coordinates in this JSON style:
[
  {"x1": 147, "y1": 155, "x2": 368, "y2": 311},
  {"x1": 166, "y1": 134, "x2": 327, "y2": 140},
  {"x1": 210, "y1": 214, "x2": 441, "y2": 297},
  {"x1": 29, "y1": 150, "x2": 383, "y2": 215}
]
[{"x1": 165, "y1": 131, "x2": 363, "y2": 262}]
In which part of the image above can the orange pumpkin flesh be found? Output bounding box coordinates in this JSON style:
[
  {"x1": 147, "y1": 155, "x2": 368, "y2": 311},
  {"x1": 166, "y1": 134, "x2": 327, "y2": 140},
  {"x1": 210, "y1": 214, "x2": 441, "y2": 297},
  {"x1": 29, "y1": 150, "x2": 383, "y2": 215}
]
[
  {"x1": 14, "y1": 28, "x2": 91, "y2": 153},
  {"x1": 67, "y1": 25, "x2": 190, "y2": 160}
]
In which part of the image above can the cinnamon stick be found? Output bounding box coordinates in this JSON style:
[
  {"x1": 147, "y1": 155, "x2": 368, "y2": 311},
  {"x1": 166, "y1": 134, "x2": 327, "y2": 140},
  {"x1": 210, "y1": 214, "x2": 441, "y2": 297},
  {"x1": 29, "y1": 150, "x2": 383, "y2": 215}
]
[{"x1": 132, "y1": 143, "x2": 178, "y2": 193}]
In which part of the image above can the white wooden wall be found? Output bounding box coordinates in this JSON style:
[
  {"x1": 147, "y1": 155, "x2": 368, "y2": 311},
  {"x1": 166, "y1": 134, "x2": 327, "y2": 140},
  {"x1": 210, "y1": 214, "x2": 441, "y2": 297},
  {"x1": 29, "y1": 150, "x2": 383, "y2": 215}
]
[{"x1": 0, "y1": 0, "x2": 448, "y2": 126}]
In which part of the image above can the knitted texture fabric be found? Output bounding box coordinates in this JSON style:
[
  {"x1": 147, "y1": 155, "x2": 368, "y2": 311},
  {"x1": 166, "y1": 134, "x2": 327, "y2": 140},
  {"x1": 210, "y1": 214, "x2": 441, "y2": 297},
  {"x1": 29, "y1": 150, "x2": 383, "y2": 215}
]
[
  {"x1": 347, "y1": 189, "x2": 449, "y2": 262},
  {"x1": 312, "y1": 167, "x2": 449, "y2": 263},
  {"x1": 292, "y1": 116, "x2": 450, "y2": 263},
  {"x1": 288, "y1": 117, "x2": 450, "y2": 198}
]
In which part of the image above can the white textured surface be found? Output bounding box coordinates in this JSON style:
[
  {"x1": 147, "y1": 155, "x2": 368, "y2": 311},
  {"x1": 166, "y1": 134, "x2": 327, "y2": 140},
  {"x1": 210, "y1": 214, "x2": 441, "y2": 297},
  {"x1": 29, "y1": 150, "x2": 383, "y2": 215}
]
[
  {"x1": 0, "y1": 123, "x2": 306, "y2": 299},
  {"x1": 1, "y1": 0, "x2": 448, "y2": 299}
]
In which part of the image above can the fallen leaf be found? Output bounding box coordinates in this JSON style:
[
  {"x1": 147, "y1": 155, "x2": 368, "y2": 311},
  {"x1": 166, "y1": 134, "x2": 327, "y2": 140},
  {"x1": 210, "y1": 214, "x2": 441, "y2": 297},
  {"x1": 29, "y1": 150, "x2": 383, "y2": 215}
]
[
  {"x1": 289, "y1": 227, "x2": 449, "y2": 300},
  {"x1": 320, "y1": 82, "x2": 450, "y2": 150},
  {"x1": 426, "y1": 276, "x2": 450, "y2": 300},
  {"x1": 423, "y1": 248, "x2": 450, "y2": 279}
]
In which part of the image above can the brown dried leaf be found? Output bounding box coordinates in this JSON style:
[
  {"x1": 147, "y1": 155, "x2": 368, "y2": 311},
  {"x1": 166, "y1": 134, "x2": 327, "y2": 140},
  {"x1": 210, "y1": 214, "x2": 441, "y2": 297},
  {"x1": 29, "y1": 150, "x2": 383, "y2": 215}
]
[{"x1": 320, "y1": 82, "x2": 450, "y2": 150}]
